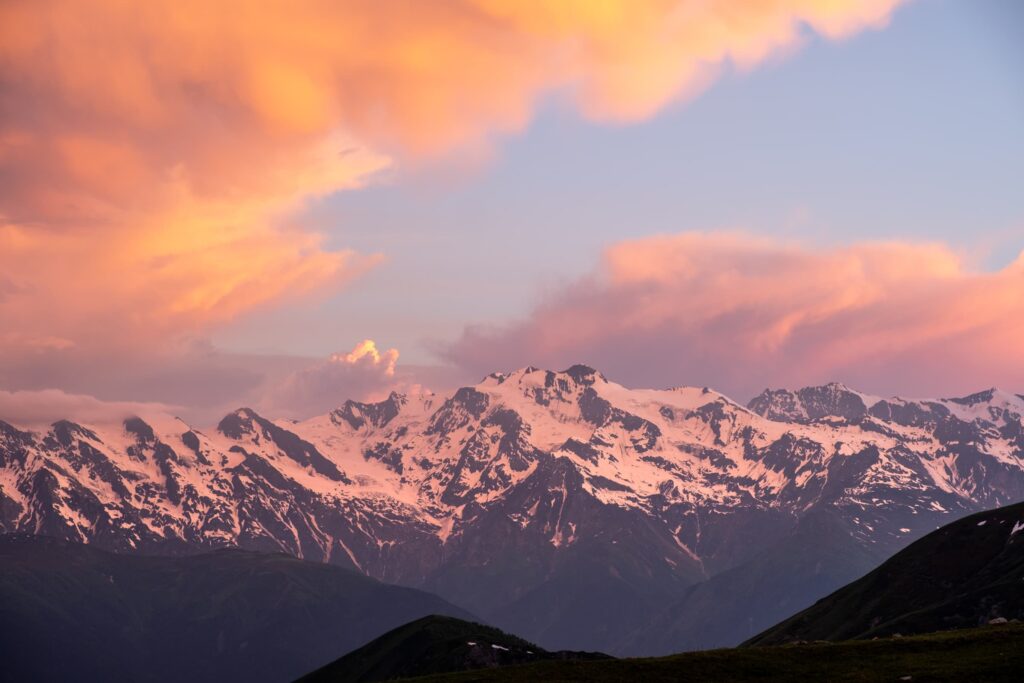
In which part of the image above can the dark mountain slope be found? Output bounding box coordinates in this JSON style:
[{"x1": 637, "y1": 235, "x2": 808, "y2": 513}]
[
  {"x1": 0, "y1": 535, "x2": 472, "y2": 683},
  {"x1": 299, "y1": 615, "x2": 608, "y2": 683},
  {"x1": 629, "y1": 508, "x2": 882, "y2": 654},
  {"x1": 748, "y1": 500, "x2": 1024, "y2": 645}
]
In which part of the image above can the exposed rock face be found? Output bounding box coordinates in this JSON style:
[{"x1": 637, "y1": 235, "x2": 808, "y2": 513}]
[{"x1": 2, "y1": 368, "x2": 1024, "y2": 654}]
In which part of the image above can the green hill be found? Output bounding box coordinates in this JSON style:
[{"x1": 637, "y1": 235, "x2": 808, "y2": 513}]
[{"x1": 299, "y1": 615, "x2": 609, "y2": 682}]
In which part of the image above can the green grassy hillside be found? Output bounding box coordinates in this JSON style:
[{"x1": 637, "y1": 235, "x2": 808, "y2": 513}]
[{"x1": 406, "y1": 624, "x2": 1024, "y2": 682}]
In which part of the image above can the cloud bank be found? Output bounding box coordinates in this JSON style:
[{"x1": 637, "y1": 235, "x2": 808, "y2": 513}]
[
  {"x1": 0, "y1": 389, "x2": 180, "y2": 430},
  {"x1": 0, "y1": 0, "x2": 907, "y2": 385},
  {"x1": 445, "y1": 233, "x2": 1024, "y2": 399}
]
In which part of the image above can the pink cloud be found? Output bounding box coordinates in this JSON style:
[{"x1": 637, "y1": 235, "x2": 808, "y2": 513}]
[{"x1": 444, "y1": 232, "x2": 1024, "y2": 399}]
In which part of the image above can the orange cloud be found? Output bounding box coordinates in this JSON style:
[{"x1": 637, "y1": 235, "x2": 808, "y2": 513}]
[
  {"x1": 335, "y1": 340, "x2": 400, "y2": 378},
  {"x1": 0, "y1": 0, "x2": 909, "y2": 373},
  {"x1": 445, "y1": 233, "x2": 1024, "y2": 398}
]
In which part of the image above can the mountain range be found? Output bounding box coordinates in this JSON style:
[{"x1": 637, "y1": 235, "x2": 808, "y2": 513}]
[{"x1": 2, "y1": 365, "x2": 1023, "y2": 653}]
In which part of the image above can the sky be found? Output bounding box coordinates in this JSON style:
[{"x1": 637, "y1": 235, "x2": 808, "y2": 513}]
[{"x1": 1, "y1": 0, "x2": 1022, "y2": 426}]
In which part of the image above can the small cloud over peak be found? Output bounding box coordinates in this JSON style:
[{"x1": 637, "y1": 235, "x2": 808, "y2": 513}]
[
  {"x1": 264, "y1": 340, "x2": 403, "y2": 419},
  {"x1": 331, "y1": 339, "x2": 399, "y2": 377}
]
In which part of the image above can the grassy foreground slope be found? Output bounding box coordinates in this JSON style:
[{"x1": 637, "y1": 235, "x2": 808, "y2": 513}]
[{"x1": 407, "y1": 624, "x2": 1024, "y2": 683}]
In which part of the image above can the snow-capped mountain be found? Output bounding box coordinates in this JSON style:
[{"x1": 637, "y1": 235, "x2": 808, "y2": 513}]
[{"x1": 2, "y1": 366, "x2": 1023, "y2": 654}]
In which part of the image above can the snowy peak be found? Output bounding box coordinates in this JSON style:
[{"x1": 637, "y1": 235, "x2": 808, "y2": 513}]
[
  {"x1": 747, "y1": 382, "x2": 873, "y2": 423},
  {"x1": 123, "y1": 416, "x2": 157, "y2": 444},
  {"x1": 218, "y1": 407, "x2": 348, "y2": 482},
  {"x1": 425, "y1": 387, "x2": 490, "y2": 437},
  {"x1": 948, "y1": 388, "x2": 1001, "y2": 406},
  {"x1": 217, "y1": 407, "x2": 263, "y2": 439},
  {"x1": 479, "y1": 364, "x2": 607, "y2": 407},
  {"x1": 48, "y1": 419, "x2": 101, "y2": 448},
  {"x1": 866, "y1": 388, "x2": 1023, "y2": 429},
  {"x1": 562, "y1": 364, "x2": 606, "y2": 385},
  {"x1": 748, "y1": 382, "x2": 1024, "y2": 428},
  {"x1": 484, "y1": 364, "x2": 604, "y2": 385},
  {"x1": 332, "y1": 391, "x2": 407, "y2": 430},
  {"x1": 942, "y1": 388, "x2": 1024, "y2": 419}
]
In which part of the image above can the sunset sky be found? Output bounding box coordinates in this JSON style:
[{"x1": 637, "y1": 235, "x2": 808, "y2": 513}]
[{"x1": 1, "y1": 0, "x2": 1022, "y2": 424}]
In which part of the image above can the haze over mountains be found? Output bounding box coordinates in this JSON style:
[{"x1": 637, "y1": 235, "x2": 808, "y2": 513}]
[{"x1": 2, "y1": 365, "x2": 1023, "y2": 653}]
